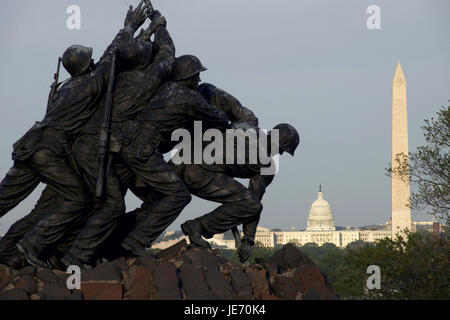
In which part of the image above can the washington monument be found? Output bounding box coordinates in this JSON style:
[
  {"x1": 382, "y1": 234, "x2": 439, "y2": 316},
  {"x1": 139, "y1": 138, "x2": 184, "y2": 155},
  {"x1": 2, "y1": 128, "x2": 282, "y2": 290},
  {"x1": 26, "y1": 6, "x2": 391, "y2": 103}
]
[{"x1": 391, "y1": 62, "x2": 412, "y2": 237}]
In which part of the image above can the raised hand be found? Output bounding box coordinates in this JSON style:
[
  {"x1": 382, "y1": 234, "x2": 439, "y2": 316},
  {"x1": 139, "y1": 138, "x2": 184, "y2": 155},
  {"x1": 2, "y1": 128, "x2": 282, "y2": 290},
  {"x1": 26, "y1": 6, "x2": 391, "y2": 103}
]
[
  {"x1": 150, "y1": 15, "x2": 166, "y2": 34},
  {"x1": 136, "y1": 12, "x2": 166, "y2": 41},
  {"x1": 124, "y1": 0, "x2": 151, "y2": 32}
]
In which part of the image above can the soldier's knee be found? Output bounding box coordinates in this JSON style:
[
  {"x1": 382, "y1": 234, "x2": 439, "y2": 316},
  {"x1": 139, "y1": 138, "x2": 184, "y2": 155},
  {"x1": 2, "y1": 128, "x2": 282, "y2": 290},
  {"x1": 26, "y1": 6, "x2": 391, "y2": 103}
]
[{"x1": 244, "y1": 197, "x2": 263, "y2": 216}]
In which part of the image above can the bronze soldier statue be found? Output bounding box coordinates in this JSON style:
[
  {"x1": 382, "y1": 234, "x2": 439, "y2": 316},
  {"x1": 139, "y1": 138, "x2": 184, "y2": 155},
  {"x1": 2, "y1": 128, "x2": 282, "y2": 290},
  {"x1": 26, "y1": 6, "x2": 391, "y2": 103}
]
[
  {"x1": 171, "y1": 84, "x2": 300, "y2": 262},
  {"x1": 59, "y1": 9, "x2": 186, "y2": 267},
  {"x1": 96, "y1": 83, "x2": 299, "y2": 264},
  {"x1": 106, "y1": 54, "x2": 230, "y2": 258},
  {"x1": 0, "y1": 2, "x2": 150, "y2": 268},
  {"x1": 0, "y1": 1, "x2": 300, "y2": 270},
  {"x1": 11, "y1": 12, "x2": 230, "y2": 268}
]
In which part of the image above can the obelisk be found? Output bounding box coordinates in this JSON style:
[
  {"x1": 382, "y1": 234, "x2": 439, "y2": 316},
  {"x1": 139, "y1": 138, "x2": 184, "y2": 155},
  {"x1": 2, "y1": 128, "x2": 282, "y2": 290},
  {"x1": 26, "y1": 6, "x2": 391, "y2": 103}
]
[{"x1": 391, "y1": 62, "x2": 412, "y2": 238}]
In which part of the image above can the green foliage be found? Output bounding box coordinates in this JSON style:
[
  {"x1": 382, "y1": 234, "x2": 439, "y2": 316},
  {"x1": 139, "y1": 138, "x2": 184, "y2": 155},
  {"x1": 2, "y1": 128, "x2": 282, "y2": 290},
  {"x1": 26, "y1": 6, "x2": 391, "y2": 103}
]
[
  {"x1": 346, "y1": 240, "x2": 373, "y2": 249},
  {"x1": 387, "y1": 106, "x2": 450, "y2": 227},
  {"x1": 303, "y1": 242, "x2": 318, "y2": 247},
  {"x1": 219, "y1": 249, "x2": 241, "y2": 264},
  {"x1": 297, "y1": 243, "x2": 346, "y2": 288},
  {"x1": 334, "y1": 231, "x2": 450, "y2": 299},
  {"x1": 322, "y1": 242, "x2": 337, "y2": 249},
  {"x1": 219, "y1": 246, "x2": 277, "y2": 265},
  {"x1": 249, "y1": 246, "x2": 277, "y2": 264}
]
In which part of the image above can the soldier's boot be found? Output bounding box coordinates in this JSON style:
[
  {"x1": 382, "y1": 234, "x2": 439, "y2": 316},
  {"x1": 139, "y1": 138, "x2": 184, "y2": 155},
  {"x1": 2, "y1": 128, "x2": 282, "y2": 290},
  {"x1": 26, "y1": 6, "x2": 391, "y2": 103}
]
[
  {"x1": 60, "y1": 252, "x2": 93, "y2": 271},
  {"x1": 181, "y1": 220, "x2": 212, "y2": 249},
  {"x1": 121, "y1": 236, "x2": 156, "y2": 259},
  {"x1": 47, "y1": 254, "x2": 69, "y2": 271},
  {"x1": 16, "y1": 239, "x2": 49, "y2": 269}
]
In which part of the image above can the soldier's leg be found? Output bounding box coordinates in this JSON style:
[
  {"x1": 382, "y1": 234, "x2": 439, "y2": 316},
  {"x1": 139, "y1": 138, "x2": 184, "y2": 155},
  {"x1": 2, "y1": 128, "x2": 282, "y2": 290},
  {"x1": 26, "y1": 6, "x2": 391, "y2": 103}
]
[
  {"x1": 0, "y1": 162, "x2": 40, "y2": 267},
  {"x1": 120, "y1": 144, "x2": 191, "y2": 253},
  {"x1": 19, "y1": 148, "x2": 92, "y2": 264},
  {"x1": 61, "y1": 135, "x2": 125, "y2": 265},
  {"x1": 173, "y1": 164, "x2": 263, "y2": 244},
  {"x1": 63, "y1": 169, "x2": 125, "y2": 265},
  {"x1": 98, "y1": 164, "x2": 163, "y2": 261},
  {"x1": 98, "y1": 211, "x2": 138, "y2": 261},
  {"x1": 0, "y1": 186, "x2": 58, "y2": 268},
  {"x1": 0, "y1": 161, "x2": 40, "y2": 218}
]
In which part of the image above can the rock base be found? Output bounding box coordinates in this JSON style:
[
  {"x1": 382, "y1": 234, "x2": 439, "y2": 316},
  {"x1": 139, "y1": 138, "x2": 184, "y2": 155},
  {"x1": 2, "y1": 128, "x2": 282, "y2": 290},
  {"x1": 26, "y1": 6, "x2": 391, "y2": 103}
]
[{"x1": 0, "y1": 242, "x2": 338, "y2": 300}]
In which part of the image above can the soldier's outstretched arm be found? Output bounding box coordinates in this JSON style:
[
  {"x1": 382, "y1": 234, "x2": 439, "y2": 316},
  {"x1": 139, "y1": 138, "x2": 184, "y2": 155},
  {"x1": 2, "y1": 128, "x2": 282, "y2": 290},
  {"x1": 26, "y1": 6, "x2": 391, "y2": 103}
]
[
  {"x1": 187, "y1": 94, "x2": 230, "y2": 130},
  {"x1": 55, "y1": 1, "x2": 152, "y2": 106},
  {"x1": 150, "y1": 14, "x2": 175, "y2": 65},
  {"x1": 133, "y1": 12, "x2": 176, "y2": 106},
  {"x1": 98, "y1": 1, "x2": 151, "y2": 66},
  {"x1": 198, "y1": 83, "x2": 259, "y2": 127}
]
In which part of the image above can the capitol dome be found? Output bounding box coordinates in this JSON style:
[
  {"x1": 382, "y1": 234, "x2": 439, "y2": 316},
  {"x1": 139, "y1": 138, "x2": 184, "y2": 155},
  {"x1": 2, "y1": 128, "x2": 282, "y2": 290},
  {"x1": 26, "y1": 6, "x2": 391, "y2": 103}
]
[{"x1": 306, "y1": 187, "x2": 335, "y2": 231}]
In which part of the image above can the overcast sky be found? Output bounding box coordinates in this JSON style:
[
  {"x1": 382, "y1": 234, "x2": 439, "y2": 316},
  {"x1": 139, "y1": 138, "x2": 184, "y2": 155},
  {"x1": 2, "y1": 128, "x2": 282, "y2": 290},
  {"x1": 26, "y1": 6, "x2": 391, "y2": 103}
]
[{"x1": 0, "y1": 0, "x2": 449, "y2": 235}]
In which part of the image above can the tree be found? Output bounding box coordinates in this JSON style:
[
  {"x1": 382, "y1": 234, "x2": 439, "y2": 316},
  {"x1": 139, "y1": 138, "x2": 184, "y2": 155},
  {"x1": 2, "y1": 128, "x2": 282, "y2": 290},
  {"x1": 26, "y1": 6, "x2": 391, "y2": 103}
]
[
  {"x1": 322, "y1": 242, "x2": 337, "y2": 249},
  {"x1": 303, "y1": 242, "x2": 318, "y2": 247},
  {"x1": 334, "y1": 231, "x2": 450, "y2": 299},
  {"x1": 387, "y1": 106, "x2": 449, "y2": 227},
  {"x1": 346, "y1": 240, "x2": 372, "y2": 249}
]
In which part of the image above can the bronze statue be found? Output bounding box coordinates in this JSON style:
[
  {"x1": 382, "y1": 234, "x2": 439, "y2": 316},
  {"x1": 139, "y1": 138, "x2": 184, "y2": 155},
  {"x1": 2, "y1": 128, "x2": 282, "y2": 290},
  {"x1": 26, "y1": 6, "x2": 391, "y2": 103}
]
[
  {"x1": 171, "y1": 84, "x2": 300, "y2": 262},
  {"x1": 0, "y1": 0, "x2": 299, "y2": 270},
  {"x1": 0, "y1": 2, "x2": 150, "y2": 268}
]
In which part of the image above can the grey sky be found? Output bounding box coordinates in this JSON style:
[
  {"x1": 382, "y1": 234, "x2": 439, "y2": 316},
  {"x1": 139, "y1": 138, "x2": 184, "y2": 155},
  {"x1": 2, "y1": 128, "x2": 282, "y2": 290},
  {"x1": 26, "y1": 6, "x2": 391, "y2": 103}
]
[{"x1": 0, "y1": 0, "x2": 449, "y2": 234}]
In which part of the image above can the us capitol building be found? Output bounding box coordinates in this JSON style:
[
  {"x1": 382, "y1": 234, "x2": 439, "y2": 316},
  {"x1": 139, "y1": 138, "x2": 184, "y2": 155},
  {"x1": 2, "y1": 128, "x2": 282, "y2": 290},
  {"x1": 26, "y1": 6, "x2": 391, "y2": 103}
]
[{"x1": 252, "y1": 187, "x2": 392, "y2": 248}]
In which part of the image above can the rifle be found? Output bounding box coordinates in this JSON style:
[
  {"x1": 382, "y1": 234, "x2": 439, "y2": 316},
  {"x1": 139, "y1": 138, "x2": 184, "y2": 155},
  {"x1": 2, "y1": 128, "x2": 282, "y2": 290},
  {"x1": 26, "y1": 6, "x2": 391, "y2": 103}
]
[
  {"x1": 46, "y1": 57, "x2": 62, "y2": 112},
  {"x1": 95, "y1": 52, "x2": 117, "y2": 199}
]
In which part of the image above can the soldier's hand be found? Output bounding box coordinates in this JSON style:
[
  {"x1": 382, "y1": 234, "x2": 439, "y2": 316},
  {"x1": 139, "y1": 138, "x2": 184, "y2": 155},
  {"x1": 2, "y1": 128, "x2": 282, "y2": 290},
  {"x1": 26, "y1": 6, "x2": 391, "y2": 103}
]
[
  {"x1": 136, "y1": 12, "x2": 165, "y2": 41},
  {"x1": 149, "y1": 9, "x2": 162, "y2": 20},
  {"x1": 124, "y1": 1, "x2": 152, "y2": 32},
  {"x1": 136, "y1": 25, "x2": 152, "y2": 41},
  {"x1": 150, "y1": 15, "x2": 167, "y2": 34},
  {"x1": 237, "y1": 240, "x2": 252, "y2": 263}
]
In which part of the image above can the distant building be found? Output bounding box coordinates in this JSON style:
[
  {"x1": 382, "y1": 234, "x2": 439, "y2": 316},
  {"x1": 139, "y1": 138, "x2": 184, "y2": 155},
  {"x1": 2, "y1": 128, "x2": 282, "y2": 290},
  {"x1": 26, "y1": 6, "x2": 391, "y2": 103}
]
[
  {"x1": 412, "y1": 221, "x2": 439, "y2": 233},
  {"x1": 254, "y1": 189, "x2": 392, "y2": 248},
  {"x1": 151, "y1": 235, "x2": 190, "y2": 250}
]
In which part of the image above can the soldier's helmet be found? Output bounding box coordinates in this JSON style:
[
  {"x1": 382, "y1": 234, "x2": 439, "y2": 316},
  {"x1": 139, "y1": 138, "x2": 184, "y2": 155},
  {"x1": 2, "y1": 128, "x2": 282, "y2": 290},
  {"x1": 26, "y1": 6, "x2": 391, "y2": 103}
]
[
  {"x1": 118, "y1": 39, "x2": 153, "y2": 70},
  {"x1": 273, "y1": 123, "x2": 300, "y2": 156},
  {"x1": 62, "y1": 45, "x2": 93, "y2": 77},
  {"x1": 172, "y1": 55, "x2": 207, "y2": 81}
]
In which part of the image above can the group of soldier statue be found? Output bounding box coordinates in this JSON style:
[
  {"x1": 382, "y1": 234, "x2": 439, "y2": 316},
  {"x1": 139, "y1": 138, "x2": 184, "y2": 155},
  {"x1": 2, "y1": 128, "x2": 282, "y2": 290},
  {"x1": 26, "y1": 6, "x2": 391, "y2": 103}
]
[{"x1": 0, "y1": 1, "x2": 299, "y2": 270}]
